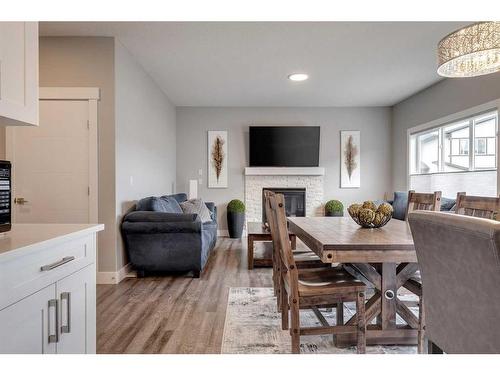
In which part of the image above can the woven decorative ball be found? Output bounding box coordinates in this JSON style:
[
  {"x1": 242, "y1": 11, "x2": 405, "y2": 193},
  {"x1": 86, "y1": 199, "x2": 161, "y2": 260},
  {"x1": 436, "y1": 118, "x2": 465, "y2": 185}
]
[{"x1": 348, "y1": 201, "x2": 393, "y2": 228}]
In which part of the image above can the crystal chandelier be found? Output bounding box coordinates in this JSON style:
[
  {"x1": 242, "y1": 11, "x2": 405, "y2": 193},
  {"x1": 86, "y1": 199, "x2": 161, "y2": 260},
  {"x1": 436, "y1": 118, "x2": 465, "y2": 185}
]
[{"x1": 437, "y1": 22, "x2": 500, "y2": 78}]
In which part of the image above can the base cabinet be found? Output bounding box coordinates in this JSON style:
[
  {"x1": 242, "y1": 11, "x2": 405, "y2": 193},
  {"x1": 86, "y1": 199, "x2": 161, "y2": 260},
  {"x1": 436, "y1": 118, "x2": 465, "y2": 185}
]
[
  {"x1": 56, "y1": 265, "x2": 96, "y2": 354},
  {"x1": 0, "y1": 284, "x2": 56, "y2": 354},
  {"x1": 0, "y1": 264, "x2": 95, "y2": 354}
]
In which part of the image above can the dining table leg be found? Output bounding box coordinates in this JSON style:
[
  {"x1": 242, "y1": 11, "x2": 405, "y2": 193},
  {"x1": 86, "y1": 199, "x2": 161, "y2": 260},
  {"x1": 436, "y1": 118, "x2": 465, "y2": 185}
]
[{"x1": 336, "y1": 262, "x2": 420, "y2": 347}]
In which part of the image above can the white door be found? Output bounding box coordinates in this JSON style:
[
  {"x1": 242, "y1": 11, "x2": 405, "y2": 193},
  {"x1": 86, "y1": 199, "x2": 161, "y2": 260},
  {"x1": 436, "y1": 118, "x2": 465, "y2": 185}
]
[
  {"x1": 7, "y1": 99, "x2": 92, "y2": 223},
  {"x1": 0, "y1": 284, "x2": 57, "y2": 354},
  {"x1": 56, "y1": 265, "x2": 95, "y2": 354}
]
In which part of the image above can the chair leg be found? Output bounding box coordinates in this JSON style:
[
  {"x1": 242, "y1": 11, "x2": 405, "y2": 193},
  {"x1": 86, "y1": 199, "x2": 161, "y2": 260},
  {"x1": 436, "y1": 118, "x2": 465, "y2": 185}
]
[
  {"x1": 355, "y1": 291, "x2": 366, "y2": 354},
  {"x1": 335, "y1": 302, "x2": 344, "y2": 343},
  {"x1": 418, "y1": 294, "x2": 426, "y2": 354},
  {"x1": 281, "y1": 283, "x2": 289, "y2": 330},
  {"x1": 290, "y1": 296, "x2": 300, "y2": 354}
]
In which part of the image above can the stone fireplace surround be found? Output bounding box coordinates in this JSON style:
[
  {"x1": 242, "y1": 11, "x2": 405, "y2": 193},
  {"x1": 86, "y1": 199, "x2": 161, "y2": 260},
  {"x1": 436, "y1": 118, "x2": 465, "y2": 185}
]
[{"x1": 244, "y1": 167, "x2": 325, "y2": 224}]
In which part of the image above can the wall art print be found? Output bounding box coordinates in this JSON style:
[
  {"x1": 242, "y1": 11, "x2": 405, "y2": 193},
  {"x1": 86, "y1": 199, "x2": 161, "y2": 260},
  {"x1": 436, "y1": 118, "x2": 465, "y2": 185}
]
[
  {"x1": 208, "y1": 130, "x2": 228, "y2": 188},
  {"x1": 340, "y1": 130, "x2": 360, "y2": 188}
]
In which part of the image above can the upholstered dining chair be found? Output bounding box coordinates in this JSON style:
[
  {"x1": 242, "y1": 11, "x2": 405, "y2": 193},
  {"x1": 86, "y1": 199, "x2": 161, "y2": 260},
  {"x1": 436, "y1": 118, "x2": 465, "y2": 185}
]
[
  {"x1": 403, "y1": 190, "x2": 442, "y2": 350},
  {"x1": 408, "y1": 211, "x2": 500, "y2": 354},
  {"x1": 268, "y1": 192, "x2": 367, "y2": 354},
  {"x1": 455, "y1": 192, "x2": 500, "y2": 220}
]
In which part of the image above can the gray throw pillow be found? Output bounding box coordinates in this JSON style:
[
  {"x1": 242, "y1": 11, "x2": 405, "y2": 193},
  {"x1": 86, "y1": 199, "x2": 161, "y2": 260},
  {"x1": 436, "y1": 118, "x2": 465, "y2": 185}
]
[{"x1": 180, "y1": 198, "x2": 213, "y2": 223}]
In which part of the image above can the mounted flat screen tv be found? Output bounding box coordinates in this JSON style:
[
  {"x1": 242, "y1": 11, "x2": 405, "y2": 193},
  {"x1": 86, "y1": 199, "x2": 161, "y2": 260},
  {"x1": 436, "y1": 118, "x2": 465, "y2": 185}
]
[{"x1": 249, "y1": 126, "x2": 320, "y2": 167}]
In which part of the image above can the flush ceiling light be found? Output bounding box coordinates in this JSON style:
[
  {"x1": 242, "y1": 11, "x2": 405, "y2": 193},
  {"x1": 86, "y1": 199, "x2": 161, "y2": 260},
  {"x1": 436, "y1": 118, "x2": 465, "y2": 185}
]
[
  {"x1": 288, "y1": 73, "x2": 309, "y2": 81},
  {"x1": 437, "y1": 22, "x2": 500, "y2": 78}
]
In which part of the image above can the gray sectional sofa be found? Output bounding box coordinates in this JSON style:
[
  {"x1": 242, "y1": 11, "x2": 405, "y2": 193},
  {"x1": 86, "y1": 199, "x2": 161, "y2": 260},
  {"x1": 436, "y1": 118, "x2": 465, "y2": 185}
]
[{"x1": 121, "y1": 193, "x2": 217, "y2": 278}]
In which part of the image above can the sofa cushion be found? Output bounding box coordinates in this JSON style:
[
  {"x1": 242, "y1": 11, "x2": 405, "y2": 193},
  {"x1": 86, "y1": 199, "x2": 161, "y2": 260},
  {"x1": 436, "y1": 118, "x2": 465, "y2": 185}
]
[
  {"x1": 162, "y1": 193, "x2": 188, "y2": 204},
  {"x1": 180, "y1": 198, "x2": 213, "y2": 223},
  {"x1": 136, "y1": 196, "x2": 183, "y2": 213},
  {"x1": 440, "y1": 197, "x2": 456, "y2": 211},
  {"x1": 392, "y1": 191, "x2": 408, "y2": 220}
]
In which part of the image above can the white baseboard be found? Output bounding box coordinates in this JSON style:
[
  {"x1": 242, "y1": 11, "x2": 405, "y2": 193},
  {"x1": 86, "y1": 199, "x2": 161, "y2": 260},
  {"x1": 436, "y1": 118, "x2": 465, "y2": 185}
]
[
  {"x1": 217, "y1": 229, "x2": 229, "y2": 237},
  {"x1": 96, "y1": 263, "x2": 133, "y2": 285},
  {"x1": 217, "y1": 229, "x2": 247, "y2": 237}
]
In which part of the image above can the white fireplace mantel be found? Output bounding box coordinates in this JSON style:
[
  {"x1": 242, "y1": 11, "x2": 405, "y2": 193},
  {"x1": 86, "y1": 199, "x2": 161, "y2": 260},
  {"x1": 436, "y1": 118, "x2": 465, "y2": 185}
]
[{"x1": 244, "y1": 167, "x2": 325, "y2": 176}]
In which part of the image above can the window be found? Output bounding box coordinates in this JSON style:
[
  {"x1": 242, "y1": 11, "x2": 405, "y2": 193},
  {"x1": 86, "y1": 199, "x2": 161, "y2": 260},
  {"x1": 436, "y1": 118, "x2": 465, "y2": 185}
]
[{"x1": 410, "y1": 111, "x2": 498, "y2": 175}]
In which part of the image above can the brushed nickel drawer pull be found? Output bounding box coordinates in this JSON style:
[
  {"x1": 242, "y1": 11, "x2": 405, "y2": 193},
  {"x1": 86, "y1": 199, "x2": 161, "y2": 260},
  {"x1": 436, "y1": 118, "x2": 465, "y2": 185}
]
[
  {"x1": 40, "y1": 256, "x2": 75, "y2": 271},
  {"x1": 61, "y1": 292, "x2": 71, "y2": 334},
  {"x1": 48, "y1": 299, "x2": 59, "y2": 343}
]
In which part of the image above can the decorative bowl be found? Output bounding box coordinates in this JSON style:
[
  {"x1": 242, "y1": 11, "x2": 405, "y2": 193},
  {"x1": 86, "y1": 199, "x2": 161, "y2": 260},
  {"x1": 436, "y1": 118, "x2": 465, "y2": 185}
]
[{"x1": 348, "y1": 201, "x2": 393, "y2": 228}]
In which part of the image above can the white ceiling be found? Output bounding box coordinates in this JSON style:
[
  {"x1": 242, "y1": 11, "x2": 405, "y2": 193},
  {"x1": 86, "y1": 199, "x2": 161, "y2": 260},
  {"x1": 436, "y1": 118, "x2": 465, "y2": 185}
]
[{"x1": 40, "y1": 22, "x2": 469, "y2": 107}]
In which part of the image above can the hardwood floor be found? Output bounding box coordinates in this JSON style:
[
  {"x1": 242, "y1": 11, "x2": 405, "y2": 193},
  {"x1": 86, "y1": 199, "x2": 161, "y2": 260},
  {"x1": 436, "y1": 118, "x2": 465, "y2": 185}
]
[{"x1": 97, "y1": 237, "x2": 272, "y2": 353}]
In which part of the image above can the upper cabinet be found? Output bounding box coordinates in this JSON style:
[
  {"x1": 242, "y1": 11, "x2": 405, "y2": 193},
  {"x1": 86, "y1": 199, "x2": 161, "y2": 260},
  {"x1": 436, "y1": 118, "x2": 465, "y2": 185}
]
[{"x1": 0, "y1": 22, "x2": 39, "y2": 126}]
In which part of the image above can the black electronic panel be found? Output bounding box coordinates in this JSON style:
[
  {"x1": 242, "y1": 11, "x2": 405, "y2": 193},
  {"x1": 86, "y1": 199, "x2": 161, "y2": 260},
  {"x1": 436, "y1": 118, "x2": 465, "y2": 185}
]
[{"x1": 249, "y1": 126, "x2": 320, "y2": 167}]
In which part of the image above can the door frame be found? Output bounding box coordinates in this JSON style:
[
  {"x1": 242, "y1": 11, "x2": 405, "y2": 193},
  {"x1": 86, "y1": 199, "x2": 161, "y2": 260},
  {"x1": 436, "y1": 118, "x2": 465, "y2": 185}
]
[{"x1": 6, "y1": 87, "x2": 100, "y2": 223}]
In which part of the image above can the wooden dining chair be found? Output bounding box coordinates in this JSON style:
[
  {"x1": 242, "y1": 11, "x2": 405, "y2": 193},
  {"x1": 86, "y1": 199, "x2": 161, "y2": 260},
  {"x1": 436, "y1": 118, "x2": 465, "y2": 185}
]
[
  {"x1": 268, "y1": 192, "x2": 367, "y2": 354},
  {"x1": 263, "y1": 190, "x2": 328, "y2": 309},
  {"x1": 405, "y1": 190, "x2": 442, "y2": 221},
  {"x1": 455, "y1": 192, "x2": 500, "y2": 220}
]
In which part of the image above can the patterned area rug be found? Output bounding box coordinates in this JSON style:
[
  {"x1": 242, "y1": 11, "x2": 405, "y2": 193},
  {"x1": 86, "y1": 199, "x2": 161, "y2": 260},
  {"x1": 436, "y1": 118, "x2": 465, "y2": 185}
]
[{"x1": 222, "y1": 287, "x2": 417, "y2": 354}]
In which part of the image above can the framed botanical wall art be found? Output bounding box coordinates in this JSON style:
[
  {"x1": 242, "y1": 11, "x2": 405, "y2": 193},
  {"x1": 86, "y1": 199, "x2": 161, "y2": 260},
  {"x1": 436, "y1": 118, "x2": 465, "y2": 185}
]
[
  {"x1": 208, "y1": 130, "x2": 228, "y2": 188},
  {"x1": 340, "y1": 130, "x2": 360, "y2": 188}
]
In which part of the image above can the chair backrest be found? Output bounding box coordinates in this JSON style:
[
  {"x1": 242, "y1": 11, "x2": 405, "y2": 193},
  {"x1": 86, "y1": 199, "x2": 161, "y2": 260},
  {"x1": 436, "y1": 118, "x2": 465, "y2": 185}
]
[
  {"x1": 264, "y1": 190, "x2": 281, "y2": 269},
  {"x1": 405, "y1": 190, "x2": 442, "y2": 221},
  {"x1": 455, "y1": 192, "x2": 500, "y2": 220},
  {"x1": 408, "y1": 211, "x2": 500, "y2": 353},
  {"x1": 268, "y1": 192, "x2": 299, "y2": 295}
]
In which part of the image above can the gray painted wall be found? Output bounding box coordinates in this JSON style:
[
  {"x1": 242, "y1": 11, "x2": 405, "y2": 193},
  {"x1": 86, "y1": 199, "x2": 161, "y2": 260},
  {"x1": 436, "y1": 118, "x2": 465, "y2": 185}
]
[
  {"x1": 392, "y1": 72, "x2": 500, "y2": 191},
  {"x1": 39, "y1": 37, "x2": 117, "y2": 272},
  {"x1": 176, "y1": 107, "x2": 392, "y2": 230},
  {"x1": 115, "y1": 41, "x2": 176, "y2": 270}
]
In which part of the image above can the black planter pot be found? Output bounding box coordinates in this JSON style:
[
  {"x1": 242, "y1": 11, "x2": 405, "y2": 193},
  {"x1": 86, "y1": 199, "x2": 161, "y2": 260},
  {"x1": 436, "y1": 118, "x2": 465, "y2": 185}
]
[
  {"x1": 227, "y1": 211, "x2": 245, "y2": 238},
  {"x1": 325, "y1": 211, "x2": 343, "y2": 217}
]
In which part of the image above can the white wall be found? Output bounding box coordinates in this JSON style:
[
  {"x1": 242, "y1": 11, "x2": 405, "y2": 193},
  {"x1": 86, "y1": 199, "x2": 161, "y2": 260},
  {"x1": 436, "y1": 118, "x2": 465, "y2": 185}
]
[
  {"x1": 176, "y1": 107, "x2": 392, "y2": 230},
  {"x1": 115, "y1": 41, "x2": 176, "y2": 270},
  {"x1": 392, "y1": 71, "x2": 500, "y2": 191}
]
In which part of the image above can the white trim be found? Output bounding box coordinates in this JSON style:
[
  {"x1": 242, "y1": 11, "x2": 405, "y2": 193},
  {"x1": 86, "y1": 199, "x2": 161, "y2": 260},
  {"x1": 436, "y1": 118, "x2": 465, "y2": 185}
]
[
  {"x1": 244, "y1": 167, "x2": 325, "y2": 176},
  {"x1": 96, "y1": 263, "x2": 133, "y2": 285},
  {"x1": 39, "y1": 87, "x2": 100, "y2": 100},
  {"x1": 218, "y1": 229, "x2": 229, "y2": 237},
  {"x1": 406, "y1": 99, "x2": 500, "y2": 194},
  {"x1": 217, "y1": 229, "x2": 247, "y2": 237}
]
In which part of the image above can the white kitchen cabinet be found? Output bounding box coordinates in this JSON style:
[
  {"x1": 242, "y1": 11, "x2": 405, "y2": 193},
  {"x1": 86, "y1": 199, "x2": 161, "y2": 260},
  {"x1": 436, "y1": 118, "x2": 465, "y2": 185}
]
[
  {"x1": 56, "y1": 265, "x2": 96, "y2": 354},
  {"x1": 0, "y1": 224, "x2": 104, "y2": 354},
  {"x1": 0, "y1": 22, "x2": 39, "y2": 126},
  {"x1": 0, "y1": 284, "x2": 56, "y2": 354}
]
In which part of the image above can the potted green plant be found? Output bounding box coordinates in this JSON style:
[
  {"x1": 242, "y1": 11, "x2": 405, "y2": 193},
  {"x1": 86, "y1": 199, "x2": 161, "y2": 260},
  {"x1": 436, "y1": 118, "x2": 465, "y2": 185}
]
[
  {"x1": 227, "y1": 199, "x2": 246, "y2": 238},
  {"x1": 325, "y1": 199, "x2": 344, "y2": 217}
]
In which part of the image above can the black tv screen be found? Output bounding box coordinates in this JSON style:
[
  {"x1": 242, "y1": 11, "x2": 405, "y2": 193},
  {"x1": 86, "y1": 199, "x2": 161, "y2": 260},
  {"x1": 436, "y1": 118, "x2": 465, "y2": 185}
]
[{"x1": 249, "y1": 126, "x2": 320, "y2": 167}]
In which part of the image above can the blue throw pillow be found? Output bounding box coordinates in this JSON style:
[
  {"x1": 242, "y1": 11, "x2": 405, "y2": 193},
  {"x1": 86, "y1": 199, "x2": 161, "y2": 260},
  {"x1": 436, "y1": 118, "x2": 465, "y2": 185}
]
[
  {"x1": 392, "y1": 191, "x2": 408, "y2": 220},
  {"x1": 162, "y1": 193, "x2": 188, "y2": 204},
  {"x1": 158, "y1": 196, "x2": 183, "y2": 213},
  {"x1": 136, "y1": 196, "x2": 183, "y2": 213}
]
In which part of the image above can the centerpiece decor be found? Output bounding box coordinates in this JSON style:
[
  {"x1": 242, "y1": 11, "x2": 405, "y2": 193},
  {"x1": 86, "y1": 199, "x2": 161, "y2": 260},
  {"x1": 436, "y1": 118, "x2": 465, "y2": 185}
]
[
  {"x1": 227, "y1": 199, "x2": 245, "y2": 238},
  {"x1": 348, "y1": 201, "x2": 393, "y2": 228},
  {"x1": 325, "y1": 200, "x2": 344, "y2": 217},
  {"x1": 437, "y1": 22, "x2": 500, "y2": 77}
]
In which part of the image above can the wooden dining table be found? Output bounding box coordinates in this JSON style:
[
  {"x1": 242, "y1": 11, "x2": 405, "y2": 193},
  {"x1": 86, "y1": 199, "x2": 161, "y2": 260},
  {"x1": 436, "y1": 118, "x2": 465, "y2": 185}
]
[{"x1": 287, "y1": 216, "x2": 420, "y2": 346}]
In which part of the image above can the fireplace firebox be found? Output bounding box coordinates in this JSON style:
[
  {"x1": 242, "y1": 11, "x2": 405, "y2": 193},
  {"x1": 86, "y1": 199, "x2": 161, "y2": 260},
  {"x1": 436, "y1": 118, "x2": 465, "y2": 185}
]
[{"x1": 262, "y1": 188, "x2": 306, "y2": 223}]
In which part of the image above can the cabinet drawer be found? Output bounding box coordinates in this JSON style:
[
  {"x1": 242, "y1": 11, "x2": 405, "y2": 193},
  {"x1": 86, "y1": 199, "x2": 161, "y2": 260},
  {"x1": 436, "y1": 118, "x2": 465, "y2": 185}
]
[{"x1": 0, "y1": 234, "x2": 95, "y2": 310}]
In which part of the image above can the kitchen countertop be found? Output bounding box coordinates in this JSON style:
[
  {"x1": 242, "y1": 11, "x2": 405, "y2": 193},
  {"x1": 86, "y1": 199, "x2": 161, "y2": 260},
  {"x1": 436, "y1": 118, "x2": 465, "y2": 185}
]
[{"x1": 0, "y1": 223, "x2": 104, "y2": 258}]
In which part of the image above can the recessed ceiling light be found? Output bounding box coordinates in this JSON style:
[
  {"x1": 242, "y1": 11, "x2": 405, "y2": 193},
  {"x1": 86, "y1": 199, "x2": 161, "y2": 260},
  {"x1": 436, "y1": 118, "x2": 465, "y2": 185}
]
[{"x1": 288, "y1": 73, "x2": 309, "y2": 82}]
